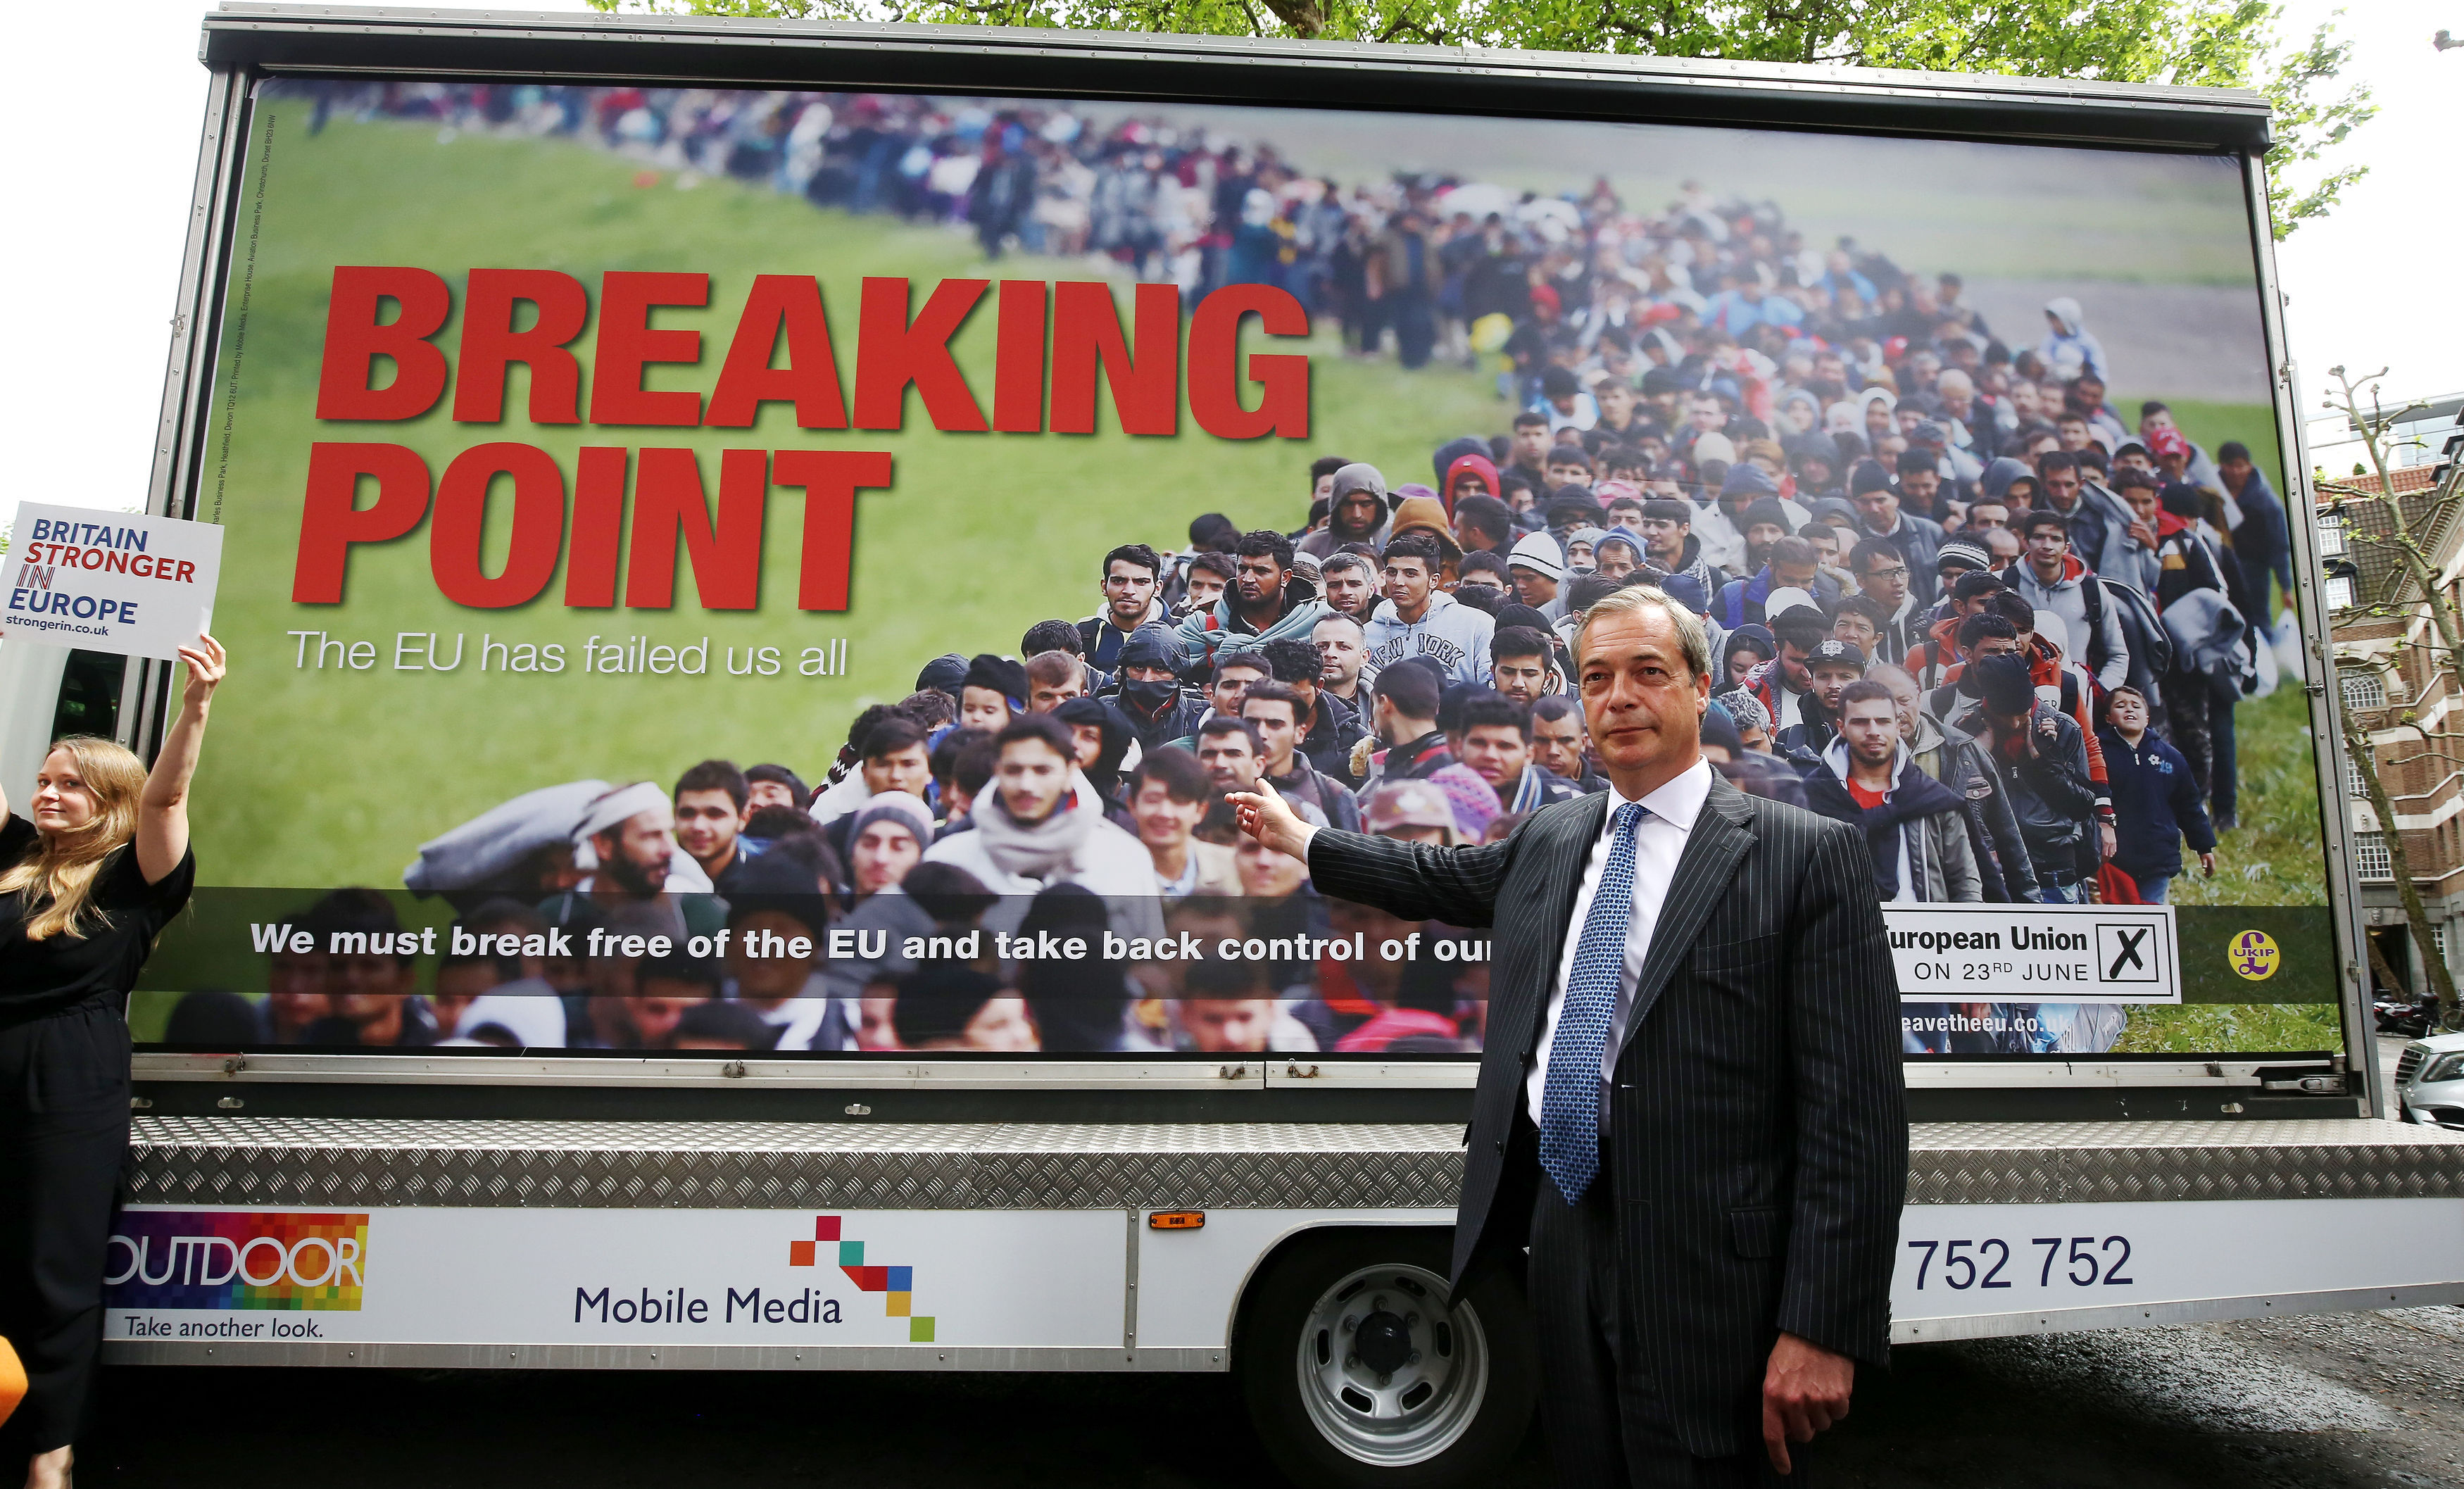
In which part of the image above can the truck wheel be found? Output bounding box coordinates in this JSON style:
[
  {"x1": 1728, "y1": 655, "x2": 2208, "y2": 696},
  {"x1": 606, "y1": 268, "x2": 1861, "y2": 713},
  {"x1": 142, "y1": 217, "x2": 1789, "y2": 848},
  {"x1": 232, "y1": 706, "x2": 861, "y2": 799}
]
[{"x1": 1237, "y1": 1229, "x2": 1535, "y2": 1488}]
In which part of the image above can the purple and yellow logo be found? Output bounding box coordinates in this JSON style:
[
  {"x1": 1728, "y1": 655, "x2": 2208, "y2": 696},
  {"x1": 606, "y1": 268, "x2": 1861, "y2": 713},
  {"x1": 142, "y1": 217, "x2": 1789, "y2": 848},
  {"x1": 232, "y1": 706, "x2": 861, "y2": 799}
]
[
  {"x1": 790, "y1": 1215, "x2": 933, "y2": 1342},
  {"x1": 104, "y1": 1211, "x2": 368, "y2": 1311}
]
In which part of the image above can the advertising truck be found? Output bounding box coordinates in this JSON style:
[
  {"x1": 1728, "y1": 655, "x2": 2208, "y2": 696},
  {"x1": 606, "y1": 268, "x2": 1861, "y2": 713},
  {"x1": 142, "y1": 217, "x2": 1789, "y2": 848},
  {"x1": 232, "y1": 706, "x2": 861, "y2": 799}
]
[{"x1": 4, "y1": 6, "x2": 2460, "y2": 1485}]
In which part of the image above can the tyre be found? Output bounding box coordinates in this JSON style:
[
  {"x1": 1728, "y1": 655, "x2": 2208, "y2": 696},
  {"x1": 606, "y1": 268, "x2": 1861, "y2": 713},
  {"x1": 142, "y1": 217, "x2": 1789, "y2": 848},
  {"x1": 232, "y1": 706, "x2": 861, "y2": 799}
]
[{"x1": 1236, "y1": 1228, "x2": 1536, "y2": 1489}]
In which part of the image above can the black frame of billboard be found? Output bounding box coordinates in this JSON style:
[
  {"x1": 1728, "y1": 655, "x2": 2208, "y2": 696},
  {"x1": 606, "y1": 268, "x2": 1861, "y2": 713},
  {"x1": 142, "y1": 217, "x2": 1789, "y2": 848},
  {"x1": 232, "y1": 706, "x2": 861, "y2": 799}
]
[{"x1": 122, "y1": 4, "x2": 2377, "y2": 1115}]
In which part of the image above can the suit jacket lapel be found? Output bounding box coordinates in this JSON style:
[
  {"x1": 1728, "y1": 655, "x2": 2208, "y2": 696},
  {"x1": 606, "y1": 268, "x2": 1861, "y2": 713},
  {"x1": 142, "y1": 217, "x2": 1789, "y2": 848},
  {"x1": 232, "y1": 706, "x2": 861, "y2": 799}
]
[
  {"x1": 1501, "y1": 792, "x2": 1606, "y2": 1060},
  {"x1": 1617, "y1": 779, "x2": 1756, "y2": 1053}
]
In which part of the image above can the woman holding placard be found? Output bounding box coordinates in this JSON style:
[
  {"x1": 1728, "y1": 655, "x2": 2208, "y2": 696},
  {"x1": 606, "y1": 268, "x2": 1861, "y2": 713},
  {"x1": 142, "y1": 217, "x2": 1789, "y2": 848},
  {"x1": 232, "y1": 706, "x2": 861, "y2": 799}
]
[{"x1": 0, "y1": 635, "x2": 222, "y2": 1489}]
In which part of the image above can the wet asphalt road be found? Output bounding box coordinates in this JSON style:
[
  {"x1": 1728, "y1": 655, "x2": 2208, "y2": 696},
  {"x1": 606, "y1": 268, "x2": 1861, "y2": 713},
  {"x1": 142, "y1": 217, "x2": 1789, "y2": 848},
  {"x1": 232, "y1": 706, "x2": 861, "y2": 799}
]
[{"x1": 67, "y1": 1305, "x2": 2464, "y2": 1488}]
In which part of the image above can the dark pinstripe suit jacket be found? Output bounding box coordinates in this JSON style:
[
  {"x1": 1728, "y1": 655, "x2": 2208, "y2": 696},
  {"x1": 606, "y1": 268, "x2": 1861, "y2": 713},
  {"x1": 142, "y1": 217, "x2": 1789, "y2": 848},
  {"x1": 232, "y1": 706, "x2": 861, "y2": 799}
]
[{"x1": 1308, "y1": 776, "x2": 1909, "y2": 1457}]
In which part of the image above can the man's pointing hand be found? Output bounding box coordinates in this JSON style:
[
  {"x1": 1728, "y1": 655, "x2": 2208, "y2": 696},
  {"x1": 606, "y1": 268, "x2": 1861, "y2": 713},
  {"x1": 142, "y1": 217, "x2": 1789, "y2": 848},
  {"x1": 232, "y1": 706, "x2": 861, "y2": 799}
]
[{"x1": 1228, "y1": 788, "x2": 1317, "y2": 865}]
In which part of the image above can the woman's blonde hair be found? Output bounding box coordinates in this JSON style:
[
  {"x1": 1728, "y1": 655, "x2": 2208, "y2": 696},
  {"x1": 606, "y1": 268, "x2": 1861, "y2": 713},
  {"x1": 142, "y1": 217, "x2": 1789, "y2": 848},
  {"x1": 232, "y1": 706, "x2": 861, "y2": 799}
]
[{"x1": 1, "y1": 735, "x2": 148, "y2": 941}]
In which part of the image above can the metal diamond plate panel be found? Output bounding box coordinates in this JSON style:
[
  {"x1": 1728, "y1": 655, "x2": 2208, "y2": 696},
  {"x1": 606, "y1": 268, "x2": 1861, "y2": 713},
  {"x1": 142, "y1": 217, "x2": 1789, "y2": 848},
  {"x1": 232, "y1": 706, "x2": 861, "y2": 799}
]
[
  {"x1": 120, "y1": 1117, "x2": 2464, "y2": 1211},
  {"x1": 122, "y1": 1118, "x2": 1466, "y2": 1210}
]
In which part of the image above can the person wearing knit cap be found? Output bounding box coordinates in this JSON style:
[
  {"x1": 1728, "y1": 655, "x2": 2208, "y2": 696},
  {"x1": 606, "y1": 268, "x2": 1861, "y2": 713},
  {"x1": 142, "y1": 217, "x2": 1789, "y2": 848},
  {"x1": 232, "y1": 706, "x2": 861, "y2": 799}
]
[
  {"x1": 962, "y1": 654, "x2": 1029, "y2": 732},
  {"x1": 1848, "y1": 457, "x2": 1947, "y2": 606},
  {"x1": 843, "y1": 792, "x2": 935, "y2": 900},
  {"x1": 916, "y1": 653, "x2": 969, "y2": 708},
  {"x1": 1442, "y1": 449, "x2": 1505, "y2": 514},
  {"x1": 1507, "y1": 531, "x2": 1568, "y2": 620},
  {"x1": 1592, "y1": 528, "x2": 1647, "y2": 582},
  {"x1": 1562, "y1": 525, "x2": 1607, "y2": 575},
  {"x1": 1945, "y1": 653, "x2": 2099, "y2": 902},
  {"x1": 1300, "y1": 463, "x2": 1393, "y2": 560},
  {"x1": 721, "y1": 850, "x2": 848, "y2": 1051},
  {"x1": 1385, "y1": 494, "x2": 1464, "y2": 574},
  {"x1": 1735, "y1": 497, "x2": 1795, "y2": 577},
  {"x1": 1775, "y1": 639, "x2": 1867, "y2": 761}
]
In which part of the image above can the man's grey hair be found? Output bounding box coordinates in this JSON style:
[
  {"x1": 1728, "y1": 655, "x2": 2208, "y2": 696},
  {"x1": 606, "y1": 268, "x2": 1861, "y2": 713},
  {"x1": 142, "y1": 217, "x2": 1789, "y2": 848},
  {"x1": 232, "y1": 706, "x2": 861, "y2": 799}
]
[{"x1": 1572, "y1": 584, "x2": 1713, "y2": 681}]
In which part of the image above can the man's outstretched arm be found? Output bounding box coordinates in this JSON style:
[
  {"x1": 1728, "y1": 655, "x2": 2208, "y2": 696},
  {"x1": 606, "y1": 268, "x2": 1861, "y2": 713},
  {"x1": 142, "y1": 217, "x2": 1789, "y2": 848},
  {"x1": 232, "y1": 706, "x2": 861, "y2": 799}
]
[{"x1": 1229, "y1": 789, "x2": 1514, "y2": 929}]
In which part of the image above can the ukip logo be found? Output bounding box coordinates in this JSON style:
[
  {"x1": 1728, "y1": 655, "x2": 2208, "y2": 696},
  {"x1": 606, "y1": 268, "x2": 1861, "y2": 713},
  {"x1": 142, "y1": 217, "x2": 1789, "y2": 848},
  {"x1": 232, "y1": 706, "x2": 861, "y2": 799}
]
[{"x1": 790, "y1": 1216, "x2": 933, "y2": 1343}]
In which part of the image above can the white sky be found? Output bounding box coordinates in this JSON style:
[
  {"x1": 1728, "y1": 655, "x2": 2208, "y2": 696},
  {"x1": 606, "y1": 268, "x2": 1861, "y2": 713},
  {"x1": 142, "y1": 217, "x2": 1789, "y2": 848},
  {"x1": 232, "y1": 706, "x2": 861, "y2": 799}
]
[{"x1": 1, "y1": 0, "x2": 2451, "y2": 536}]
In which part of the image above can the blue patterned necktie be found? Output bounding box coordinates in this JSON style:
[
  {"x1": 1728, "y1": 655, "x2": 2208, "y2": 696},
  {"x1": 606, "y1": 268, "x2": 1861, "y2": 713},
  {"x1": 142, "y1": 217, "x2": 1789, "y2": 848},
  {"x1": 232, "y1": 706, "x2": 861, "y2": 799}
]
[{"x1": 1539, "y1": 801, "x2": 1647, "y2": 1204}]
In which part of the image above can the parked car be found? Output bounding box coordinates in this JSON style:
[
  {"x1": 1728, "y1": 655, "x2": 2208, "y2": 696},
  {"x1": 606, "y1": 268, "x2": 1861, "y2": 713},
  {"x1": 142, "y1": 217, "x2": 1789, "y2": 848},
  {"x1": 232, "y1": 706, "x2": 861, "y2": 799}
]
[{"x1": 2394, "y1": 1031, "x2": 2464, "y2": 1129}]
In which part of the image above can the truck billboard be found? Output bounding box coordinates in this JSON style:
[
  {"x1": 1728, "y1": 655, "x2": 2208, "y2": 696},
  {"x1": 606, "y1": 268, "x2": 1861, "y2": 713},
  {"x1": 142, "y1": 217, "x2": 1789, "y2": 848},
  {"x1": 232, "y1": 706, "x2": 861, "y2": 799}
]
[{"x1": 120, "y1": 76, "x2": 2336, "y2": 1062}]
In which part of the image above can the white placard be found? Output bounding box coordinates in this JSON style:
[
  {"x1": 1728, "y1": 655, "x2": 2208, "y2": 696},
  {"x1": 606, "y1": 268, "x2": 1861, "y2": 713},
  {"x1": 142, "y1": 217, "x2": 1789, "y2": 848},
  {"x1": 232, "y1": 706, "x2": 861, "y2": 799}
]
[
  {"x1": 1894, "y1": 1198, "x2": 2464, "y2": 1326},
  {"x1": 1, "y1": 502, "x2": 222, "y2": 661},
  {"x1": 1885, "y1": 903, "x2": 2177, "y2": 1005}
]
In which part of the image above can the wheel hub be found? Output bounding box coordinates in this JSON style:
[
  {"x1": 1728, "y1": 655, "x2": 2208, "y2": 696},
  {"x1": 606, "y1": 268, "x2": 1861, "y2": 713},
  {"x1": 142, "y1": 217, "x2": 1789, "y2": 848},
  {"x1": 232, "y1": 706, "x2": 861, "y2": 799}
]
[{"x1": 1354, "y1": 1309, "x2": 1413, "y2": 1375}]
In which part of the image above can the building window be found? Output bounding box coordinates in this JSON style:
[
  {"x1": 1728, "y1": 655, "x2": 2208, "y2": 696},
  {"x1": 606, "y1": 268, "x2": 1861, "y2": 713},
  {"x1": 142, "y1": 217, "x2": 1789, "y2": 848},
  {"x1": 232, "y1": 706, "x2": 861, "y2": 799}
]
[
  {"x1": 2354, "y1": 831, "x2": 2394, "y2": 881},
  {"x1": 2325, "y1": 574, "x2": 2356, "y2": 610},
  {"x1": 2437, "y1": 924, "x2": 2451, "y2": 967},
  {"x1": 2342, "y1": 670, "x2": 2386, "y2": 710},
  {"x1": 2344, "y1": 748, "x2": 2371, "y2": 798},
  {"x1": 2317, "y1": 515, "x2": 2346, "y2": 556}
]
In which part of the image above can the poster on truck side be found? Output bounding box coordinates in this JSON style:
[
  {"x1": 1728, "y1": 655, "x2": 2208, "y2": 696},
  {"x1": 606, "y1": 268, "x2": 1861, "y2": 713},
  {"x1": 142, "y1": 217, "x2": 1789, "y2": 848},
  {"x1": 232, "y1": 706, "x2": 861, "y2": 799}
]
[{"x1": 118, "y1": 76, "x2": 2338, "y2": 1062}]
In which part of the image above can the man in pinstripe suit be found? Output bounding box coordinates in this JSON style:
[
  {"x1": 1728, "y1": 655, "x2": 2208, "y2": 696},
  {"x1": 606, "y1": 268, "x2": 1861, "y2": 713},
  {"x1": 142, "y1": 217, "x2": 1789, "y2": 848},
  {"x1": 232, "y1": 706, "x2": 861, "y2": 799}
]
[{"x1": 1233, "y1": 585, "x2": 1907, "y2": 1485}]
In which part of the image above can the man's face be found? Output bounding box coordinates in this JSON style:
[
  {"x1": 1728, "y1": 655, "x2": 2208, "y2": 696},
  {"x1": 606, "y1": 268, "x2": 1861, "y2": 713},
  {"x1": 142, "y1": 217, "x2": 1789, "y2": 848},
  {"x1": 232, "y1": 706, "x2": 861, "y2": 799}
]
[
  {"x1": 1198, "y1": 731, "x2": 1261, "y2": 793},
  {"x1": 1858, "y1": 551, "x2": 1911, "y2": 608},
  {"x1": 2109, "y1": 691, "x2": 2149, "y2": 734},
  {"x1": 995, "y1": 739, "x2": 1072, "y2": 824},
  {"x1": 1595, "y1": 544, "x2": 1638, "y2": 582},
  {"x1": 1745, "y1": 522, "x2": 1788, "y2": 568},
  {"x1": 1967, "y1": 502, "x2": 2010, "y2": 532},
  {"x1": 1577, "y1": 609, "x2": 1707, "y2": 779},
  {"x1": 2123, "y1": 485, "x2": 2161, "y2": 526},
  {"x1": 1211, "y1": 664, "x2": 1266, "y2": 718},
  {"x1": 1382, "y1": 555, "x2": 1435, "y2": 613},
  {"x1": 1181, "y1": 998, "x2": 1275, "y2": 1054},
  {"x1": 672, "y1": 788, "x2": 743, "y2": 869},
  {"x1": 1321, "y1": 563, "x2": 1374, "y2": 618},
  {"x1": 2025, "y1": 523, "x2": 2070, "y2": 574},
  {"x1": 1833, "y1": 614, "x2": 1878, "y2": 653},
  {"x1": 1546, "y1": 456, "x2": 1591, "y2": 489},
  {"x1": 1029, "y1": 671, "x2": 1083, "y2": 712},
  {"x1": 862, "y1": 743, "x2": 933, "y2": 798},
  {"x1": 1236, "y1": 836, "x2": 1308, "y2": 898},
  {"x1": 2219, "y1": 456, "x2": 2254, "y2": 491},
  {"x1": 2116, "y1": 449, "x2": 2154, "y2": 477},
  {"x1": 1811, "y1": 662, "x2": 1863, "y2": 715},
  {"x1": 1688, "y1": 396, "x2": 1724, "y2": 433},
  {"x1": 745, "y1": 779, "x2": 799, "y2": 815},
  {"x1": 1067, "y1": 723, "x2": 1105, "y2": 770},
  {"x1": 850, "y1": 821, "x2": 922, "y2": 896},
  {"x1": 1133, "y1": 780, "x2": 1202, "y2": 850},
  {"x1": 267, "y1": 949, "x2": 332, "y2": 1032},
  {"x1": 1512, "y1": 422, "x2": 1552, "y2": 464},
  {"x1": 1314, "y1": 621, "x2": 1366, "y2": 686},
  {"x1": 1880, "y1": 671, "x2": 1923, "y2": 741},
  {"x1": 1606, "y1": 501, "x2": 1646, "y2": 529},
  {"x1": 1242, "y1": 700, "x2": 1302, "y2": 774},
  {"x1": 2056, "y1": 416, "x2": 2092, "y2": 452},
  {"x1": 1901, "y1": 468, "x2": 1940, "y2": 508},
  {"x1": 1637, "y1": 514, "x2": 1686, "y2": 563},
  {"x1": 1184, "y1": 567, "x2": 1228, "y2": 612},
  {"x1": 1461, "y1": 724, "x2": 1530, "y2": 790},
  {"x1": 1102, "y1": 558, "x2": 1157, "y2": 626},
  {"x1": 628, "y1": 980, "x2": 703, "y2": 1048},
  {"x1": 1852, "y1": 489, "x2": 1901, "y2": 533},
  {"x1": 328, "y1": 948, "x2": 413, "y2": 1027},
  {"x1": 2140, "y1": 406, "x2": 2177, "y2": 437},
  {"x1": 1510, "y1": 566, "x2": 1558, "y2": 609},
  {"x1": 1969, "y1": 634, "x2": 2023, "y2": 664},
  {"x1": 598, "y1": 809, "x2": 675, "y2": 895},
  {"x1": 1457, "y1": 569, "x2": 1507, "y2": 597},
  {"x1": 1778, "y1": 640, "x2": 1816, "y2": 692},
  {"x1": 1597, "y1": 382, "x2": 1636, "y2": 425},
  {"x1": 1314, "y1": 469, "x2": 1340, "y2": 506},
  {"x1": 961, "y1": 686, "x2": 1012, "y2": 732},
  {"x1": 1333, "y1": 489, "x2": 1383, "y2": 539},
  {"x1": 1124, "y1": 662, "x2": 1176, "y2": 689},
  {"x1": 1805, "y1": 527, "x2": 1842, "y2": 568},
  {"x1": 1492, "y1": 652, "x2": 1552, "y2": 705},
  {"x1": 1235, "y1": 553, "x2": 1286, "y2": 608},
  {"x1": 1772, "y1": 556, "x2": 1820, "y2": 593},
  {"x1": 1530, "y1": 710, "x2": 1586, "y2": 780},
  {"x1": 1843, "y1": 698, "x2": 1899, "y2": 767},
  {"x1": 1450, "y1": 472, "x2": 1492, "y2": 506},
  {"x1": 2040, "y1": 466, "x2": 2081, "y2": 510}
]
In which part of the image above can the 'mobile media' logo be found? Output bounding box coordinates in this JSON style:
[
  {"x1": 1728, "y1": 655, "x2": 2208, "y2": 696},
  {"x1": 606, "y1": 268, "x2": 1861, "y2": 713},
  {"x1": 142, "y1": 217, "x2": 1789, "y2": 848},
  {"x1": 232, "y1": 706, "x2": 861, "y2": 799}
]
[{"x1": 105, "y1": 1211, "x2": 368, "y2": 1311}]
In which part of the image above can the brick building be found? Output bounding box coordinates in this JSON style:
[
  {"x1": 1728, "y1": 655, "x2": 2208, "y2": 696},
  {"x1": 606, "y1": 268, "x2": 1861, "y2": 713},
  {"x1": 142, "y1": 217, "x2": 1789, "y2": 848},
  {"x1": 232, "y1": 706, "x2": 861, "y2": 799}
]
[{"x1": 2321, "y1": 398, "x2": 2464, "y2": 996}]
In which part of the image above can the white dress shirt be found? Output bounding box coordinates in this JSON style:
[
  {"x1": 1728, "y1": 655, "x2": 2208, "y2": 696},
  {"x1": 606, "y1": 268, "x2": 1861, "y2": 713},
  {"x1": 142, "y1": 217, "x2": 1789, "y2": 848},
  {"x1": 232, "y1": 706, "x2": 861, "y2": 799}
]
[{"x1": 1525, "y1": 756, "x2": 1714, "y2": 1124}]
